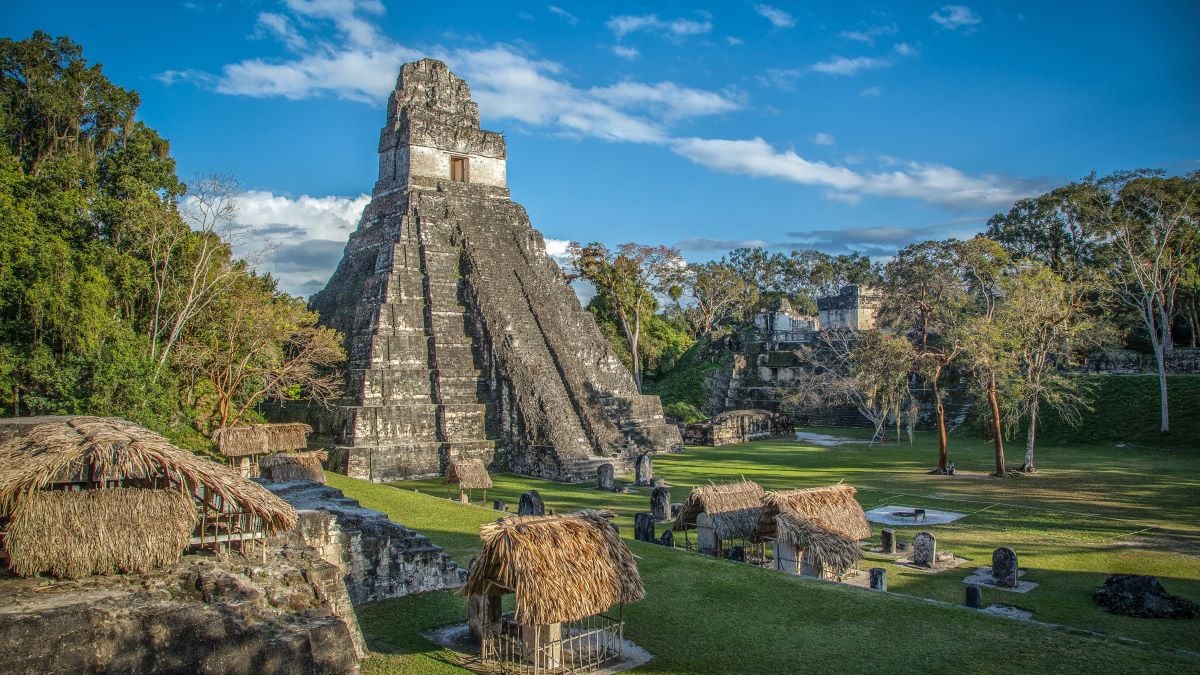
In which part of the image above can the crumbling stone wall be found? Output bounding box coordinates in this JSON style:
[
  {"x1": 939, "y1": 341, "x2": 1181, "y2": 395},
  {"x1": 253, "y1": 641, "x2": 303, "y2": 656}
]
[
  {"x1": 301, "y1": 60, "x2": 680, "y2": 482},
  {"x1": 265, "y1": 479, "x2": 465, "y2": 605}
]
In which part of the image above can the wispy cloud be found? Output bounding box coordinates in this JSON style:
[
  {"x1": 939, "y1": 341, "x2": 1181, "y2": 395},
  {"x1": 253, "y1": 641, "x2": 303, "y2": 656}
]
[
  {"x1": 726, "y1": 36, "x2": 744, "y2": 46},
  {"x1": 255, "y1": 12, "x2": 307, "y2": 51},
  {"x1": 860, "y1": 86, "x2": 883, "y2": 97},
  {"x1": 893, "y1": 42, "x2": 918, "y2": 56},
  {"x1": 548, "y1": 6, "x2": 579, "y2": 25},
  {"x1": 606, "y1": 14, "x2": 712, "y2": 39},
  {"x1": 676, "y1": 237, "x2": 773, "y2": 252},
  {"x1": 588, "y1": 81, "x2": 742, "y2": 121},
  {"x1": 783, "y1": 217, "x2": 987, "y2": 255},
  {"x1": 930, "y1": 5, "x2": 982, "y2": 31},
  {"x1": 753, "y1": 4, "x2": 795, "y2": 28},
  {"x1": 813, "y1": 132, "x2": 835, "y2": 146},
  {"x1": 838, "y1": 22, "x2": 898, "y2": 46},
  {"x1": 612, "y1": 45, "x2": 640, "y2": 59},
  {"x1": 671, "y1": 137, "x2": 1036, "y2": 210},
  {"x1": 811, "y1": 56, "x2": 891, "y2": 77}
]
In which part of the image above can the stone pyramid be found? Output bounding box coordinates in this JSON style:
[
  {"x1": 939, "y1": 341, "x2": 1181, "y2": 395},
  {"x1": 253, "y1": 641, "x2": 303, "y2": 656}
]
[{"x1": 298, "y1": 59, "x2": 682, "y2": 482}]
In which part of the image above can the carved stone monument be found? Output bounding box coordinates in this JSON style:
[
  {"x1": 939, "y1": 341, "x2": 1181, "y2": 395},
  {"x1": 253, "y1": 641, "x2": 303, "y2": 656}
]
[
  {"x1": 596, "y1": 463, "x2": 614, "y2": 491},
  {"x1": 912, "y1": 531, "x2": 936, "y2": 567},
  {"x1": 651, "y1": 486, "x2": 672, "y2": 521},
  {"x1": 635, "y1": 454, "x2": 653, "y2": 485},
  {"x1": 518, "y1": 490, "x2": 544, "y2": 516},
  {"x1": 881, "y1": 528, "x2": 896, "y2": 554},
  {"x1": 634, "y1": 513, "x2": 656, "y2": 543},
  {"x1": 992, "y1": 547, "x2": 1018, "y2": 588}
]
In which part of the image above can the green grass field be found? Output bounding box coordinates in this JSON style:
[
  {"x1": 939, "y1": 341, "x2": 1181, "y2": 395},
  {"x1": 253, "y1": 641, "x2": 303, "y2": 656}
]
[{"x1": 331, "y1": 428, "x2": 1200, "y2": 673}]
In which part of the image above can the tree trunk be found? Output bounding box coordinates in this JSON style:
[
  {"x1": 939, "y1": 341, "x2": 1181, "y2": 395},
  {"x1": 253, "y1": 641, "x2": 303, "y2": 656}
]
[
  {"x1": 932, "y1": 377, "x2": 949, "y2": 473},
  {"x1": 1022, "y1": 395, "x2": 1038, "y2": 473},
  {"x1": 988, "y1": 376, "x2": 1006, "y2": 476}
]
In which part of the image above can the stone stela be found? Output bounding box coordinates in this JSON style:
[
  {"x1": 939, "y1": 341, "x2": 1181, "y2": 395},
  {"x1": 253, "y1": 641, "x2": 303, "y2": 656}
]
[{"x1": 289, "y1": 59, "x2": 681, "y2": 483}]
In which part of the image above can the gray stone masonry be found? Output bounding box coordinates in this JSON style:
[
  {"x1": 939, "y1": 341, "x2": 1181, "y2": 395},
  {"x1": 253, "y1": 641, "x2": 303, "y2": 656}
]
[
  {"x1": 265, "y1": 480, "x2": 465, "y2": 605},
  {"x1": 992, "y1": 547, "x2": 1019, "y2": 588},
  {"x1": 302, "y1": 59, "x2": 681, "y2": 482},
  {"x1": 913, "y1": 532, "x2": 937, "y2": 568}
]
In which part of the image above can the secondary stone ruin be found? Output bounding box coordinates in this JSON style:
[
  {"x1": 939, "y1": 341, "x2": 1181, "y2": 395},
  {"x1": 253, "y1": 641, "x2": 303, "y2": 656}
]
[{"x1": 286, "y1": 59, "x2": 681, "y2": 483}]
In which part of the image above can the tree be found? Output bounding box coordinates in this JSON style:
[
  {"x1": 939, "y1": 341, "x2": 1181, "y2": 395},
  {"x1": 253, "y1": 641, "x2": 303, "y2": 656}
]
[
  {"x1": 568, "y1": 242, "x2": 685, "y2": 391},
  {"x1": 1087, "y1": 171, "x2": 1200, "y2": 433},
  {"x1": 877, "y1": 240, "x2": 969, "y2": 472},
  {"x1": 177, "y1": 275, "x2": 345, "y2": 430},
  {"x1": 679, "y1": 261, "x2": 756, "y2": 337},
  {"x1": 956, "y1": 237, "x2": 1016, "y2": 477},
  {"x1": 997, "y1": 264, "x2": 1105, "y2": 472},
  {"x1": 786, "y1": 329, "x2": 915, "y2": 446}
]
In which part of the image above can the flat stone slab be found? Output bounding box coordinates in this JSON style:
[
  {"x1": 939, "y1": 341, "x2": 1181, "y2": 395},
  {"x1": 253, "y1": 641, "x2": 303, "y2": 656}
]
[
  {"x1": 866, "y1": 504, "x2": 967, "y2": 526},
  {"x1": 894, "y1": 554, "x2": 970, "y2": 573},
  {"x1": 423, "y1": 623, "x2": 653, "y2": 674},
  {"x1": 981, "y1": 604, "x2": 1034, "y2": 620},
  {"x1": 964, "y1": 568, "x2": 1039, "y2": 593}
]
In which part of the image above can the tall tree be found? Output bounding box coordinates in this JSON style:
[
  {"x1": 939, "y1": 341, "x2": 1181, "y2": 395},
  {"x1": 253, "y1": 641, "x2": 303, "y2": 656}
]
[
  {"x1": 1087, "y1": 170, "x2": 1200, "y2": 433},
  {"x1": 568, "y1": 242, "x2": 685, "y2": 391},
  {"x1": 877, "y1": 240, "x2": 969, "y2": 472},
  {"x1": 956, "y1": 237, "x2": 1016, "y2": 477},
  {"x1": 997, "y1": 264, "x2": 1105, "y2": 472},
  {"x1": 679, "y1": 260, "x2": 756, "y2": 337}
]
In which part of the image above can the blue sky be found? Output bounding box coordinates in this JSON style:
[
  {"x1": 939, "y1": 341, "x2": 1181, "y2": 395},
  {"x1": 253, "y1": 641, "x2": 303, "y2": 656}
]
[{"x1": 7, "y1": 1, "x2": 1199, "y2": 296}]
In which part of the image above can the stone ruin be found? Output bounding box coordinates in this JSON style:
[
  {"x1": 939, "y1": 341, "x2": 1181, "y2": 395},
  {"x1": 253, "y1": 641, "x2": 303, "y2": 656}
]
[{"x1": 291, "y1": 59, "x2": 681, "y2": 482}]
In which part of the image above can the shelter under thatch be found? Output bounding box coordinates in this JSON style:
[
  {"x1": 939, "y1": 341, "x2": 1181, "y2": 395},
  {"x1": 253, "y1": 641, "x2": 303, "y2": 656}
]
[
  {"x1": 464, "y1": 509, "x2": 644, "y2": 626},
  {"x1": 6, "y1": 487, "x2": 197, "y2": 579},
  {"x1": 213, "y1": 423, "x2": 312, "y2": 478},
  {"x1": 0, "y1": 416, "x2": 298, "y2": 578},
  {"x1": 751, "y1": 483, "x2": 871, "y2": 542},
  {"x1": 444, "y1": 458, "x2": 493, "y2": 490},
  {"x1": 752, "y1": 483, "x2": 871, "y2": 580},
  {"x1": 260, "y1": 450, "x2": 328, "y2": 483},
  {"x1": 672, "y1": 480, "x2": 764, "y2": 556}
]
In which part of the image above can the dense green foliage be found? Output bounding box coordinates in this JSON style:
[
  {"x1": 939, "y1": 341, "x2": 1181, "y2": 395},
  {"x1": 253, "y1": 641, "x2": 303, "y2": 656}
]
[
  {"x1": 0, "y1": 32, "x2": 343, "y2": 445},
  {"x1": 339, "y1": 429, "x2": 1200, "y2": 671},
  {"x1": 642, "y1": 339, "x2": 720, "y2": 411}
]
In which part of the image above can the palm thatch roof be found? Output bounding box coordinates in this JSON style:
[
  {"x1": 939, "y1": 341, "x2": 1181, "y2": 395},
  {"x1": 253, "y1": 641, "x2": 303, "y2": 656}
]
[
  {"x1": 443, "y1": 458, "x2": 493, "y2": 490},
  {"x1": 260, "y1": 450, "x2": 328, "y2": 483},
  {"x1": 6, "y1": 487, "x2": 197, "y2": 579},
  {"x1": 0, "y1": 416, "x2": 297, "y2": 534},
  {"x1": 462, "y1": 509, "x2": 645, "y2": 626},
  {"x1": 212, "y1": 423, "x2": 312, "y2": 457},
  {"x1": 774, "y1": 510, "x2": 863, "y2": 577},
  {"x1": 752, "y1": 483, "x2": 871, "y2": 542},
  {"x1": 672, "y1": 480, "x2": 765, "y2": 540}
]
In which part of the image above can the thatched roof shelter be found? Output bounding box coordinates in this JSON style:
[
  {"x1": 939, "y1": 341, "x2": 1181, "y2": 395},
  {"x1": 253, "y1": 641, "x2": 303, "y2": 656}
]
[
  {"x1": 260, "y1": 450, "x2": 327, "y2": 483},
  {"x1": 751, "y1": 483, "x2": 871, "y2": 542},
  {"x1": 671, "y1": 480, "x2": 765, "y2": 540},
  {"x1": 0, "y1": 416, "x2": 297, "y2": 534},
  {"x1": 6, "y1": 487, "x2": 197, "y2": 579},
  {"x1": 774, "y1": 510, "x2": 863, "y2": 577},
  {"x1": 213, "y1": 423, "x2": 312, "y2": 457},
  {"x1": 443, "y1": 458, "x2": 493, "y2": 490},
  {"x1": 462, "y1": 509, "x2": 644, "y2": 626}
]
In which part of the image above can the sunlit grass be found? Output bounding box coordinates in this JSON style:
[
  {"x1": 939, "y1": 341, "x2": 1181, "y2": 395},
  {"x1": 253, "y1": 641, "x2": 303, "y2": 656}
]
[{"x1": 339, "y1": 428, "x2": 1200, "y2": 673}]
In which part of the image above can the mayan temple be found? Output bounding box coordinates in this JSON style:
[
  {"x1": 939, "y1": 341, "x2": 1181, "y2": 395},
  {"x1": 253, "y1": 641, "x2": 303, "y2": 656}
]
[{"x1": 298, "y1": 59, "x2": 682, "y2": 482}]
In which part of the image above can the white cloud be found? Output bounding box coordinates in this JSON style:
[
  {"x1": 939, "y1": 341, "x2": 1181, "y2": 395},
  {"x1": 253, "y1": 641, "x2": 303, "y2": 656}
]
[
  {"x1": 255, "y1": 13, "x2": 307, "y2": 51},
  {"x1": 811, "y1": 56, "x2": 892, "y2": 77},
  {"x1": 612, "y1": 45, "x2": 640, "y2": 59},
  {"x1": 893, "y1": 42, "x2": 918, "y2": 56},
  {"x1": 671, "y1": 137, "x2": 1033, "y2": 209},
  {"x1": 753, "y1": 4, "x2": 795, "y2": 28},
  {"x1": 548, "y1": 6, "x2": 579, "y2": 25},
  {"x1": 726, "y1": 36, "x2": 743, "y2": 46},
  {"x1": 860, "y1": 86, "x2": 883, "y2": 97},
  {"x1": 813, "y1": 132, "x2": 835, "y2": 146},
  {"x1": 930, "y1": 5, "x2": 982, "y2": 31},
  {"x1": 588, "y1": 81, "x2": 742, "y2": 121},
  {"x1": 606, "y1": 14, "x2": 712, "y2": 39},
  {"x1": 217, "y1": 190, "x2": 369, "y2": 296},
  {"x1": 838, "y1": 22, "x2": 898, "y2": 46}
]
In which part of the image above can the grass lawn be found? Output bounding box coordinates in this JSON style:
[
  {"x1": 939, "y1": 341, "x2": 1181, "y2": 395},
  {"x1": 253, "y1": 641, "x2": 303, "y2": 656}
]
[{"x1": 331, "y1": 428, "x2": 1200, "y2": 673}]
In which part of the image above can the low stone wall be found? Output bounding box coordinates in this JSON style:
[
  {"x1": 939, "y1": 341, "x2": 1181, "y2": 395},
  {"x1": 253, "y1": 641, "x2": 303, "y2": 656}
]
[{"x1": 265, "y1": 480, "x2": 465, "y2": 605}]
